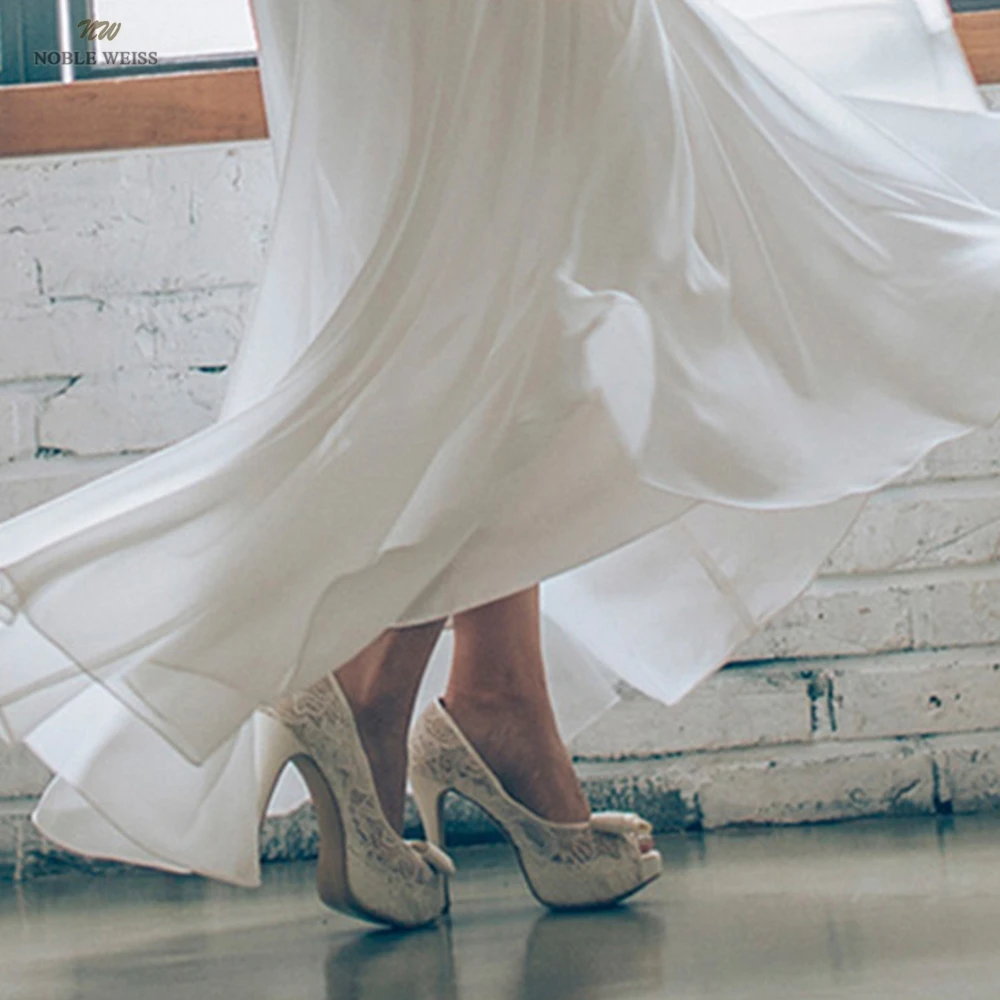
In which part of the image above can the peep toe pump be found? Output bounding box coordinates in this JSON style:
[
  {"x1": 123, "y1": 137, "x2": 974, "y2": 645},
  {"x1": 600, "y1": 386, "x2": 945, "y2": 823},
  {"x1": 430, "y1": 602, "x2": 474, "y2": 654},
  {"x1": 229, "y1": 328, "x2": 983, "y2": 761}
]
[
  {"x1": 408, "y1": 699, "x2": 662, "y2": 910},
  {"x1": 255, "y1": 676, "x2": 454, "y2": 929}
]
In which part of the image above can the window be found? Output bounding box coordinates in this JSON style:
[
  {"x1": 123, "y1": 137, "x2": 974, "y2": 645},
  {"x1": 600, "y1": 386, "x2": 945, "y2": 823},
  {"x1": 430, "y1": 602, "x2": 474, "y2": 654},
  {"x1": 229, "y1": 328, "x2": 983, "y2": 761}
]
[
  {"x1": 71, "y1": 0, "x2": 257, "y2": 79},
  {"x1": 0, "y1": 0, "x2": 265, "y2": 158},
  {"x1": 1, "y1": 0, "x2": 257, "y2": 87},
  {"x1": 0, "y1": 0, "x2": 995, "y2": 161}
]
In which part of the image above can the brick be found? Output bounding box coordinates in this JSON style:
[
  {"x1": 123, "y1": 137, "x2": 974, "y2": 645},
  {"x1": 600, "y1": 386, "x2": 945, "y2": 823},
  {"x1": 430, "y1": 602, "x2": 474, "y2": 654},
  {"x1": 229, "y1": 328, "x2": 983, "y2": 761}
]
[
  {"x1": 0, "y1": 286, "x2": 249, "y2": 382},
  {"x1": 910, "y1": 572, "x2": 1000, "y2": 648},
  {"x1": 736, "y1": 568, "x2": 1000, "y2": 661},
  {"x1": 38, "y1": 368, "x2": 227, "y2": 455},
  {"x1": 828, "y1": 646, "x2": 1000, "y2": 741},
  {"x1": 140, "y1": 289, "x2": 249, "y2": 369},
  {"x1": 824, "y1": 480, "x2": 1000, "y2": 574},
  {"x1": 692, "y1": 739, "x2": 934, "y2": 829},
  {"x1": 736, "y1": 578, "x2": 916, "y2": 660},
  {"x1": 931, "y1": 731, "x2": 1000, "y2": 814},
  {"x1": 0, "y1": 145, "x2": 274, "y2": 302},
  {"x1": 570, "y1": 664, "x2": 813, "y2": 759}
]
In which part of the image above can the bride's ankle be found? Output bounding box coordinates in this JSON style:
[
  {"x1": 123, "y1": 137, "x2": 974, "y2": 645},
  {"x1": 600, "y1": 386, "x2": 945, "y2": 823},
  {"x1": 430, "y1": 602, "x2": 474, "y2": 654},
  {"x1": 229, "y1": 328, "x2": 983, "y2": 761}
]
[
  {"x1": 441, "y1": 687, "x2": 590, "y2": 824},
  {"x1": 443, "y1": 678, "x2": 555, "y2": 722}
]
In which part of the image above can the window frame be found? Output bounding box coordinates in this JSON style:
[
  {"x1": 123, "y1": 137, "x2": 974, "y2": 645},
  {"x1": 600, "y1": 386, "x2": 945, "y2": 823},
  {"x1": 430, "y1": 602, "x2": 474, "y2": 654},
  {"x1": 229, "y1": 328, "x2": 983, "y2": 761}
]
[
  {"x1": 1, "y1": 0, "x2": 62, "y2": 86},
  {"x1": 0, "y1": 9, "x2": 995, "y2": 161},
  {"x1": 67, "y1": 0, "x2": 258, "y2": 82}
]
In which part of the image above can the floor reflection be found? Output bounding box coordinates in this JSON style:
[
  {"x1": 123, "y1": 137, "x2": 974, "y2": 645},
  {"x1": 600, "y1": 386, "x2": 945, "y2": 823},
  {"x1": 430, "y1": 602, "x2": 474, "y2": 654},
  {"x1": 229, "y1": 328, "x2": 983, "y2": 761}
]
[
  {"x1": 518, "y1": 909, "x2": 666, "y2": 999},
  {"x1": 322, "y1": 907, "x2": 667, "y2": 1000},
  {"x1": 325, "y1": 923, "x2": 459, "y2": 1000},
  {"x1": 10, "y1": 818, "x2": 1000, "y2": 1000}
]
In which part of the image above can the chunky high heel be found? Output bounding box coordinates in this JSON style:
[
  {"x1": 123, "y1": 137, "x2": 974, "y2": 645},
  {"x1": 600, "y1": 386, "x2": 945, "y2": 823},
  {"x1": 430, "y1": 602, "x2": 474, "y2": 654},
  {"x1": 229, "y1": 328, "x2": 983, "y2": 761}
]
[
  {"x1": 409, "y1": 699, "x2": 662, "y2": 910},
  {"x1": 255, "y1": 676, "x2": 454, "y2": 929}
]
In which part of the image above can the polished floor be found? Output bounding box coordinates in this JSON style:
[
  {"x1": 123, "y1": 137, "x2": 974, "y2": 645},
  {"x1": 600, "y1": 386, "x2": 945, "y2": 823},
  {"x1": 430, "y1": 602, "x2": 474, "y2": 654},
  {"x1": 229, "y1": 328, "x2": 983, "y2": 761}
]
[{"x1": 4, "y1": 816, "x2": 1000, "y2": 999}]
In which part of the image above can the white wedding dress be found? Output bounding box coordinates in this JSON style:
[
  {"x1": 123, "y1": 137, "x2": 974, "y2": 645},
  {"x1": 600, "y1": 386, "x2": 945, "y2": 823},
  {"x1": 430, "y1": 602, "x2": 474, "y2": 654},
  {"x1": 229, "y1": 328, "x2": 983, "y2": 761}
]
[{"x1": 0, "y1": 0, "x2": 997, "y2": 887}]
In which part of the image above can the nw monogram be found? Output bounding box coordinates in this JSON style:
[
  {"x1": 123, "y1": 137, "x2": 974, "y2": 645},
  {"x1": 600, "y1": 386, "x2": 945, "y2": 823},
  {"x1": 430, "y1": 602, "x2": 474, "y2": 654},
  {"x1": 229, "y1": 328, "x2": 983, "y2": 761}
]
[{"x1": 77, "y1": 19, "x2": 123, "y2": 42}]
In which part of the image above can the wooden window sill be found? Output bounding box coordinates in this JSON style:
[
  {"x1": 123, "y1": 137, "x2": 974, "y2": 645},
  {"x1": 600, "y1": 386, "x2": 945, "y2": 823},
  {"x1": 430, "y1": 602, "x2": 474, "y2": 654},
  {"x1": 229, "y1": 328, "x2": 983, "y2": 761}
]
[
  {"x1": 955, "y1": 9, "x2": 1000, "y2": 85},
  {"x1": 0, "y1": 12, "x2": 996, "y2": 161},
  {"x1": 0, "y1": 68, "x2": 268, "y2": 159}
]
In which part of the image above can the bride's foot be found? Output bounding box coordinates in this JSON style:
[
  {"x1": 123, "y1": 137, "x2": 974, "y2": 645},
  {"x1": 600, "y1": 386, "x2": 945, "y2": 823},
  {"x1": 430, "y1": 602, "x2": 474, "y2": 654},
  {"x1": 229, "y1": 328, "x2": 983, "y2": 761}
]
[
  {"x1": 409, "y1": 696, "x2": 662, "y2": 910},
  {"x1": 263, "y1": 674, "x2": 452, "y2": 928},
  {"x1": 442, "y1": 588, "x2": 657, "y2": 852},
  {"x1": 441, "y1": 691, "x2": 592, "y2": 826}
]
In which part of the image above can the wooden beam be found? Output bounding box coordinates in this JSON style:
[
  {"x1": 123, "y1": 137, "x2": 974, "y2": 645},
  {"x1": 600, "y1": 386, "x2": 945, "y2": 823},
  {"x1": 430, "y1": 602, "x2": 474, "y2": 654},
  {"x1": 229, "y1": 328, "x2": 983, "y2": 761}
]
[
  {"x1": 956, "y1": 9, "x2": 1000, "y2": 84},
  {"x1": 0, "y1": 68, "x2": 268, "y2": 159},
  {"x1": 0, "y1": 14, "x2": 995, "y2": 160}
]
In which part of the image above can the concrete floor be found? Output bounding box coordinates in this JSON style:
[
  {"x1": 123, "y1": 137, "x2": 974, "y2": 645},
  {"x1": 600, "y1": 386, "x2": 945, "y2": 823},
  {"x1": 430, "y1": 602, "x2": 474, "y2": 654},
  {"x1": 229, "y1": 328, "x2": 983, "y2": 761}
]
[{"x1": 4, "y1": 817, "x2": 1000, "y2": 1000}]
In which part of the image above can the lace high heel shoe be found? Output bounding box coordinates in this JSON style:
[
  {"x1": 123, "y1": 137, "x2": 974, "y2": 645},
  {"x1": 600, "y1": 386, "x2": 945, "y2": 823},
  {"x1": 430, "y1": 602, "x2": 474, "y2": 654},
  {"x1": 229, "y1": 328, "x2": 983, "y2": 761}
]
[
  {"x1": 255, "y1": 675, "x2": 454, "y2": 929},
  {"x1": 409, "y1": 699, "x2": 662, "y2": 910}
]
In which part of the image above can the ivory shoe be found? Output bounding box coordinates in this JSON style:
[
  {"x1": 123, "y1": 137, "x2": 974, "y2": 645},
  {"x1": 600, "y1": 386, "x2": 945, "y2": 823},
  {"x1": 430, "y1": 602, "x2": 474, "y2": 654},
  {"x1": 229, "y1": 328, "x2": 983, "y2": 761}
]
[
  {"x1": 256, "y1": 675, "x2": 454, "y2": 929},
  {"x1": 408, "y1": 699, "x2": 662, "y2": 910}
]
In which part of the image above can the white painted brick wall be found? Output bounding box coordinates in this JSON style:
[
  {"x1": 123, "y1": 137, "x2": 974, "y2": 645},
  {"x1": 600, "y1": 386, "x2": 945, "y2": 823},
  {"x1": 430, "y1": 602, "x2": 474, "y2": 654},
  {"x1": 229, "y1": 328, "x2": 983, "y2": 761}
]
[
  {"x1": 0, "y1": 89, "x2": 999, "y2": 849},
  {"x1": 39, "y1": 367, "x2": 228, "y2": 453},
  {"x1": 571, "y1": 646, "x2": 1000, "y2": 761},
  {"x1": 0, "y1": 142, "x2": 274, "y2": 469}
]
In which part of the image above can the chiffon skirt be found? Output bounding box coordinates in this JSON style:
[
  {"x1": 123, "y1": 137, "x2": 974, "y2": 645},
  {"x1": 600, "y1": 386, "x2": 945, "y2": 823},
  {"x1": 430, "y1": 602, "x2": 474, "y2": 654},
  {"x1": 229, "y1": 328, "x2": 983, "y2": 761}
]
[{"x1": 0, "y1": 0, "x2": 998, "y2": 886}]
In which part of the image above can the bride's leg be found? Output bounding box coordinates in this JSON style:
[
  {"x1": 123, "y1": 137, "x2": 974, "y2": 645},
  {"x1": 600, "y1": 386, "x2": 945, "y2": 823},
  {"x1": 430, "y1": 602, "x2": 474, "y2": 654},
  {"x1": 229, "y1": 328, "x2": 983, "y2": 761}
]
[
  {"x1": 336, "y1": 620, "x2": 445, "y2": 833},
  {"x1": 443, "y1": 586, "x2": 591, "y2": 825}
]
